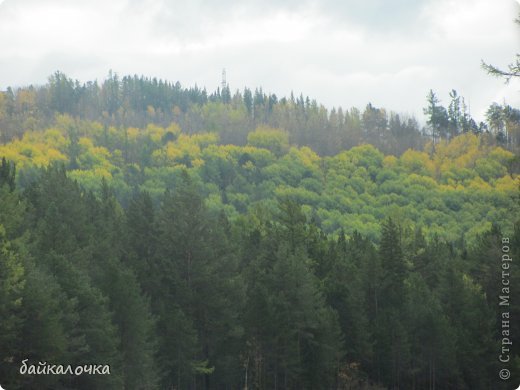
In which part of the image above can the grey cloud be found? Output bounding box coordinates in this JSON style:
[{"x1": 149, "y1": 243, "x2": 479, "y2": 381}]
[
  {"x1": 143, "y1": 0, "x2": 431, "y2": 41},
  {"x1": 0, "y1": 0, "x2": 517, "y2": 122},
  {"x1": 313, "y1": 0, "x2": 430, "y2": 33},
  {"x1": 135, "y1": 0, "x2": 307, "y2": 42}
]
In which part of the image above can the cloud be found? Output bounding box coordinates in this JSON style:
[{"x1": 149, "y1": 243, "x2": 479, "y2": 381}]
[{"x1": 0, "y1": 0, "x2": 517, "y2": 122}]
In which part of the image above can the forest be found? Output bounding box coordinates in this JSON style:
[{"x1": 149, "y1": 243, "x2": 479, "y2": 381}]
[{"x1": 0, "y1": 72, "x2": 519, "y2": 389}]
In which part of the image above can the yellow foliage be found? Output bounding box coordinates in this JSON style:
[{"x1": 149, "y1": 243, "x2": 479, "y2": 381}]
[
  {"x1": 162, "y1": 137, "x2": 201, "y2": 165},
  {"x1": 175, "y1": 134, "x2": 190, "y2": 145},
  {"x1": 127, "y1": 127, "x2": 140, "y2": 141},
  {"x1": 54, "y1": 114, "x2": 75, "y2": 131},
  {"x1": 218, "y1": 145, "x2": 235, "y2": 156},
  {"x1": 190, "y1": 133, "x2": 219, "y2": 148},
  {"x1": 46, "y1": 149, "x2": 68, "y2": 162},
  {"x1": 488, "y1": 147, "x2": 514, "y2": 165},
  {"x1": 434, "y1": 134, "x2": 482, "y2": 169},
  {"x1": 242, "y1": 160, "x2": 255, "y2": 171},
  {"x1": 291, "y1": 147, "x2": 320, "y2": 170},
  {"x1": 443, "y1": 133, "x2": 480, "y2": 158},
  {"x1": 438, "y1": 182, "x2": 458, "y2": 192},
  {"x1": 400, "y1": 149, "x2": 435, "y2": 176},
  {"x1": 439, "y1": 160, "x2": 454, "y2": 175},
  {"x1": 166, "y1": 123, "x2": 181, "y2": 136},
  {"x1": 146, "y1": 124, "x2": 166, "y2": 143},
  {"x1": 69, "y1": 168, "x2": 112, "y2": 185},
  {"x1": 78, "y1": 137, "x2": 94, "y2": 150},
  {"x1": 32, "y1": 155, "x2": 50, "y2": 166},
  {"x1": 467, "y1": 177, "x2": 492, "y2": 191},
  {"x1": 92, "y1": 146, "x2": 111, "y2": 157},
  {"x1": 494, "y1": 176, "x2": 518, "y2": 192},
  {"x1": 405, "y1": 174, "x2": 438, "y2": 189},
  {"x1": 93, "y1": 167, "x2": 112, "y2": 179},
  {"x1": 247, "y1": 126, "x2": 289, "y2": 156},
  {"x1": 453, "y1": 149, "x2": 480, "y2": 169},
  {"x1": 229, "y1": 144, "x2": 273, "y2": 158},
  {"x1": 0, "y1": 144, "x2": 28, "y2": 166},
  {"x1": 383, "y1": 155, "x2": 398, "y2": 168},
  {"x1": 192, "y1": 158, "x2": 205, "y2": 168},
  {"x1": 0, "y1": 135, "x2": 69, "y2": 168},
  {"x1": 151, "y1": 149, "x2": 166, "y2": 165},
  {"x1": 43, "y1": 129, "x2": 68, "y2": 150},
  {"x1": 21, "y1": 131, "x2": 43, "y2": 144}
]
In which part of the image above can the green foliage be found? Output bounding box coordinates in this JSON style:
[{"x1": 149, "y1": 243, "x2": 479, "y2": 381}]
[
  {"x1": 0, "y1": 225, "x2": 25, "y2": 387},
  {"x1": 0, "y1": 72, "x2": 517, "y2": 388},
  {"x1": 0, "y1": 156, "x2": 515, "y2": 388},
  {"x1": 0, "y1": 157, "x2": 16, "y2": 191},
  {"x1": 247, "y1": 126, "x2": 289, "y2": 157}
]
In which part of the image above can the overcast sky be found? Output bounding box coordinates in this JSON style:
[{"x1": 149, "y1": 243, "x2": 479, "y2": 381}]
[{"x1": 0, "y1": 0, "x2": 518, "y2": 122}]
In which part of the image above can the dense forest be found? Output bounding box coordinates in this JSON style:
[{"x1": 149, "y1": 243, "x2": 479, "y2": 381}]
[
  {"x1": 2, "y1": 71, "x2": 520, "y2": 155},
  {"x1": 0, "y1": 72, "x2": 519, "y2": 389}
]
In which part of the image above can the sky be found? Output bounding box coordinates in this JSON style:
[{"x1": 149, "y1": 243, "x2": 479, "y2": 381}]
[{"x1": 0, "y1": 0, "x2": 519, "y2": 122}]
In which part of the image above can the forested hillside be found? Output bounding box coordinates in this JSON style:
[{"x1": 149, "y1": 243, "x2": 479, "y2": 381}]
[
  {"x1": 0, "y1": 112, "x2": 518, "y2": 243},
  {"x1": 2, "y1": 72, "x2": 520, "y2": 155},
  {"x1": 0, "y1": 73, "x2": 519, "y2": 389}
]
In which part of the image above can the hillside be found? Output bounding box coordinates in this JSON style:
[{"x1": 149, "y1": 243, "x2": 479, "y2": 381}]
[
  {"x1": 0, "y1": 114, "x2": 518, "y2": 243},
  {"x1": 0, "y1": 74, "x2": 519, "y2": 389}
]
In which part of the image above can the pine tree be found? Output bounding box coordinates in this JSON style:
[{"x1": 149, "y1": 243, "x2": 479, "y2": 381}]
[
  {"x1": 379, "y1": 218, "x2": 406, "y2": 308},
  {"x1": 405, "y1": 272, "x2": 457, "y2": 389},
  {"x1": 90, "y1": 180, "x2": 158, "y2": 390},
  {"x1": 322, "y1": 231, "x2": 372, "y2": 371},
  {"x1": 155, "y1": 171, "x2": 244, "y2": 388},
  {"x1": 374, "y1": 218, "x2": 410, "y2": 388},
  {"x1": 123, "y1": 191, "x2": 158, "y2": 297},
  {"x1": 438, "y1": 262, "x2": 496, "y2": 389},
  {"x1": 0, "y1": 157, "x2": 16, "y2": 191},
  {"x1": 424, "y1": 90, "x2": 449, "y2": 146},
  {"x1": 0, "y1": 226, "x2": 25, "y2": 388}
]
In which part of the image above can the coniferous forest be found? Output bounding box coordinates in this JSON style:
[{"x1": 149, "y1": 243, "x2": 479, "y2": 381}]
[{"x1": 0, "y1": 71, "x2": 519, "y2": 390}]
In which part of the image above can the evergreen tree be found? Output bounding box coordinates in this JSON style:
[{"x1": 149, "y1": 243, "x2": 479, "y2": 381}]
[
  {"x1": 91, "y1": 181, "x2": 158, "y2": 390},
  {"x1": 0, "y1": 226, "x2": 25, "y2": 388},
  {"x1": 424, "y1": 90, "x2": 449, "y2": 146},
  {"x1": 123, "y1": 191, "x2": 159, "y2": 297},
  {"x1": 404, "y1": 273, "x2": 456, "y2": 389},
  {"x1": 0, "y1": 157, "x2": 16, "y2": 191},
  {"x1": 374, "y1": 218, "x2": 409, "y2": 388},
  {"x1": 155, "y1": 171, "x2": 244, "y2": 388}
]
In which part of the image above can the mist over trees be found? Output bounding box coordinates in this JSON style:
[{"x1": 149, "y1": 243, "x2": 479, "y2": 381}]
[{"x1": 2, "y1": 71, "x2": 518, "y2": 156}]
